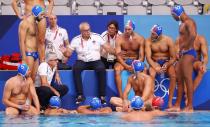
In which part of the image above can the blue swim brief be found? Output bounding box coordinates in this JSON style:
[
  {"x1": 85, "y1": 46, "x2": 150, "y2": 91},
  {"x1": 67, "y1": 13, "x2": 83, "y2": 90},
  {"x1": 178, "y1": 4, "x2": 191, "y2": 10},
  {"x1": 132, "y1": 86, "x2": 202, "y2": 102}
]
[
  {"x1": 181, "y1": 49, "x2": 197, "y2": 59},
  {"x1": 157, "y1": 59, "x2": 168, "y2": 67},
  {"x1": 26, "y1": 51, "x2": 39, "y2": 61}
]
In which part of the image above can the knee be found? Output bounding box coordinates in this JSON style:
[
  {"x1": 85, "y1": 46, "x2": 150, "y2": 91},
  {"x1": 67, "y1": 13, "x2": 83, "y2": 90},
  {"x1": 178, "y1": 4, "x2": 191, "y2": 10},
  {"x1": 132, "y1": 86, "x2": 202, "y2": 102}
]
[
  {"x1": 5, "y1": 108, "x2": 19, "y2": 115},
  {"x1": 95, "y1": 65, "x2": 105, "y2": 71}
]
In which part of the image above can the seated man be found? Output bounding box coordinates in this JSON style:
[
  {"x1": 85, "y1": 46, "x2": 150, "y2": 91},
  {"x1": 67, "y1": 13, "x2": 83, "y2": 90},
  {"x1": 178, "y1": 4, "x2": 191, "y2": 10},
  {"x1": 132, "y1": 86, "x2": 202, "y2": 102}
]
[
  {"x1": 77, "y1": 97, "x2": 112, "y2": 115},
  {"x1": 69, "y1": 22, "x2": 115, "y2": 104},
  {"x1": 2, "y1": 64, "x2": 40, "y2": 115},
  {"x1": 114, "y1": 20, "x2": 145, "y2": 98},
  {"x1": 110, "y1": 60, "x2": 154, "y2": 112},
  {"x1": 35, "y1": 52, "x2": 69, "y2": 110},
  {"x1": 145, "y1": 24, "x2": 176, "y2": 108},
  {"x1": 100, "y1": 20, "x2": 122, "y2": 69},
  {"x1": 44, "y1": 96, "x2": 77, "y2": 115}
]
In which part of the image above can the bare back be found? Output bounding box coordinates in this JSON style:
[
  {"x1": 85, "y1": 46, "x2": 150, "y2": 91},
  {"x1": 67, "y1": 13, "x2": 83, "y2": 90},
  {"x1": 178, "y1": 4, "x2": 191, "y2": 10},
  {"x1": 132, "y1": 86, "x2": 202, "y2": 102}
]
[{"x1": 129, "y1": 73, "x2": 154, "y2": 103}]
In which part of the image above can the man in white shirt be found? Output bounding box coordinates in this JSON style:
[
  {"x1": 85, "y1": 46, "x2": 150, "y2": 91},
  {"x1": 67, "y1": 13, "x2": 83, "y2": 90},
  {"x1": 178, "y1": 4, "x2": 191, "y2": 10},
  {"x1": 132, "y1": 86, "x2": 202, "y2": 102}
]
[
  {"x1": 35, "y1": 52, "x2": 68, "y2": 110},
  {"x1": 69, "y1": 22, "x2": 115, "y2": 105},
  {"x1": 101, "y1": 20, "x2": 122, "y2": 69},
  {"x1": 45, "y1": 14, "x2": 71, "y2": 70}
]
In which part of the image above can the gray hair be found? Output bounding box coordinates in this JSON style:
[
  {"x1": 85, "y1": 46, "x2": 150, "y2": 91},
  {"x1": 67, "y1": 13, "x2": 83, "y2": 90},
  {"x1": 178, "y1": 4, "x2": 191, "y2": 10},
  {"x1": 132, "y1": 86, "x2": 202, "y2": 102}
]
[
  {"x1": 79, "y1": 22, "x2": 90, "y2": 30},
  {"x1": 46, "y1": 52, "x2": 58, "y2": 62}
]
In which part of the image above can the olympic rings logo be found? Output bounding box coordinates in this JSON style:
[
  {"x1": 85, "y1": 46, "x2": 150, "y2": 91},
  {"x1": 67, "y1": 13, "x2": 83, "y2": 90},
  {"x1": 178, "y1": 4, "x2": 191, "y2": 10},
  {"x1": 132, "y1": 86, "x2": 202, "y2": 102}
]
[{"x1": 154, "y1": 78, "x2": 177, "y2": 99}]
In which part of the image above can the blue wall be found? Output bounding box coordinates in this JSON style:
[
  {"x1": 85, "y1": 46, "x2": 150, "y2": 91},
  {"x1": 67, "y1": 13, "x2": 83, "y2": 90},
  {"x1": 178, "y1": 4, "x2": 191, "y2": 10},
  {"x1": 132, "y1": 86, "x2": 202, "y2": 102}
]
[
  {"x1": 0, "y1": 70, "x2": 210, "y2": 110},
  {"x1": 0, "y1": 15, "x2": 209, "y2": 67}
]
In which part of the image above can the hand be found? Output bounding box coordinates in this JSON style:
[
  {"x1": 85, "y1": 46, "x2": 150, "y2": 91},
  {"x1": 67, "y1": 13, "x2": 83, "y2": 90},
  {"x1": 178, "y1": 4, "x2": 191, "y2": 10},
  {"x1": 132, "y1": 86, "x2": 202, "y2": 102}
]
[
  {"x1": 54, "y1": 90, "x2": 60, "y2": 97},
  {"x1": 19, "y1": 15, "x2": 27, "y2": 20},
  {"x1": 155, "y1": 65, "x2": 162, "y2": 73},
  {"x1": 18, "y1": 104, "x2": 30, "y2": 111},
  {"x1": 125, "y1": 65, "x2": 133, "y2": 72},
  {"x1": 162, "y1": 62, "x2": 169, "y2": 72},
  {"x1": 55, "y1": 76, "x2": 62, "y2": 85},
  {"x1": 122, "y1": 100, "x2": 129, "y2": 112},
  {"x1": 200, "y1": 64, "x2": 207, "y2": 73},
  {"x1": 59, "y1": 45, "x2": 66, "y2": 54}
]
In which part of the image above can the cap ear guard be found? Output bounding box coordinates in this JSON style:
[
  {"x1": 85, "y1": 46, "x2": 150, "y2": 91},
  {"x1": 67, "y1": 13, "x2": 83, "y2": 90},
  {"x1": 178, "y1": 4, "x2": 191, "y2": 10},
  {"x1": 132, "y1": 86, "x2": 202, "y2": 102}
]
[
  {"x1": 171, "y1": 5, "x2": 184, "y2": 17},
  {"x1": 17, "y1": 63, "x2": 29, "y2": 77},
  {"x1": 132, "y1": 60, "x2": 145, "y2": 73},
  {"x1": 90, "y1": 97, "x2": 102, "y2": 110},
  {"x1": 125, "y1": 20, "x2": 135, "y2": 30},
  {"x1": 151, "y1": 24, "x2": 162, "y2": 36},
  {"x1": 49, "y1": 96, "x2": 61, "y2": 108}
]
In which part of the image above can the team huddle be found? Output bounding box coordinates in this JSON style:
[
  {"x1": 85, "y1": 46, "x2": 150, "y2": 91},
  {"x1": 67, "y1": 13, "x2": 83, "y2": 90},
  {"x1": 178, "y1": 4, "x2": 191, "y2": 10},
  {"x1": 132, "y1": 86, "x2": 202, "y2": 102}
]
[{"x1": 1, "y1": 0, "x2": 209, "y2": 121}]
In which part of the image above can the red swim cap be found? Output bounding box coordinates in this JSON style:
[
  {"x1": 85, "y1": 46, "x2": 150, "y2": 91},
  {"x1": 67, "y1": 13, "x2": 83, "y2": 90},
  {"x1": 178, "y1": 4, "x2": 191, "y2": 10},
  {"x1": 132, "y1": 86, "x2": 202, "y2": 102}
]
[{"x1": 152, "y1": 96, "x2": 164, "y2": 108}]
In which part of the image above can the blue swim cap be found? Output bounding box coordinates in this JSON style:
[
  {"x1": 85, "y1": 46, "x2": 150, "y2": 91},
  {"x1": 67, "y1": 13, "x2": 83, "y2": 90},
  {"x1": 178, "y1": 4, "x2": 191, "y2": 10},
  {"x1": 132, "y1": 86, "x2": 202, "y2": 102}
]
[
  {"x1": 132, "y1": 60, "x2": 145, "y2": 73},
  {"x1": 32, "y1": 5, "x2": 45, "y2": 17},
  {"x1": 131, "y1": 96, "x2": 144, "y2": 110},
  {"x1": 49, "y1": 96, "x2": 61, "y2": 108},
  {"x1": 90, "y1": 97, "x2": 101, "y2": 110},
  {"x1": 171, "y1": 5, "x2": 184, "y2": 17},
  {"x1": 151, "y1": 24, "x2": 162, "y2": 36},
  {"x1": 17, "y1": 63, "x2": 29, "y2": 77},
  {"x1": 125, "y1": 20, "x2": 135, "y2": 30},
  {"x1": 125, "y1": 58, "x2": 134, "y2": 65}
]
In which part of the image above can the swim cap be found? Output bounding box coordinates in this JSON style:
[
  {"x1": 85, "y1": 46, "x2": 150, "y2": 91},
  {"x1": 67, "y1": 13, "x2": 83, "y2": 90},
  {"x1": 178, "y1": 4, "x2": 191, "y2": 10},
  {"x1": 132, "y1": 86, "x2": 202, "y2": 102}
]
[
  {"x1": 131, "y1": 96, "x2": 144, "y2": 110},
  {"x1": 17, "y1": 63, "x2": 29, "y2": 77},
  {"x1": 132, "y1": 60, "x2": 145, "y2": 73},
  {"x1": 125, "y1": 20, "x2": 135, "y2": 30},
  {"x1": 90, "y1": 97, "x2": 101, "y2": 110},
  {"x1": 152, "y1": 96, "x2": 164, "y2": 108},
  {"x1": 171, "y1": 5, "x2": 184, "y2": 17},
  {"x1": 151, "y1": 24, "x2": 162, "y2": 36},
  {"x1": 125, "y1": 58, "x2": 134, "y2": 65},
  {"x1": 32, "y1": 5, "x2": 45, "y2": 17},
  {"x1": 49, "y1": 96, "x2": 61, "y2": 108}
]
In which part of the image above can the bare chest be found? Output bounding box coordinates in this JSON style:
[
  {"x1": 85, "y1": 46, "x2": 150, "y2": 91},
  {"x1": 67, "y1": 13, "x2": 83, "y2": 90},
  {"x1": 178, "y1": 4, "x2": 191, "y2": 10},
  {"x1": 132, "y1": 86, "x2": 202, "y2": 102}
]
[
  {"x1": 12, "y1": 81, "x2": 30, "y2": 96},
  {"x1": 151, "y1": 42, "x2": 169, "y2": 53},
  {"x1": 121, "y1": 40, "x2": 139, "y2": 51}
]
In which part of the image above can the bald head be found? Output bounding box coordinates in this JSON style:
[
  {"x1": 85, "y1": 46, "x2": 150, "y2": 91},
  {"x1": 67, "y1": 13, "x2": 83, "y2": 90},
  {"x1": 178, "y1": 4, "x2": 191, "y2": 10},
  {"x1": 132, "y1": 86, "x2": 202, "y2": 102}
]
[{"x1": 48, "y1": 14, "x2": 57, "y2": 27}]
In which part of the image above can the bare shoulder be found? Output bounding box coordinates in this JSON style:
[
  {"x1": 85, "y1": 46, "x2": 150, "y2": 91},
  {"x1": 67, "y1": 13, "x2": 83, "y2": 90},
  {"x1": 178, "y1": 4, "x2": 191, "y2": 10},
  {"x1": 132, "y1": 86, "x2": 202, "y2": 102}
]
[
  {"x1": 5, "y1": 76, "x2": 16, "y2": 88},
  {"x1": 163, "y1": 35, "x2": 174, "y2": 44},
  {"x1": 134, "y1": 33, "x2": 144, "y2": 43},
  {"x1": 26, "y1": 77, "x2": 33, "y2": 85},
  {"x1": 198, "y1": 35, "x2": 207, "y2": 43}
]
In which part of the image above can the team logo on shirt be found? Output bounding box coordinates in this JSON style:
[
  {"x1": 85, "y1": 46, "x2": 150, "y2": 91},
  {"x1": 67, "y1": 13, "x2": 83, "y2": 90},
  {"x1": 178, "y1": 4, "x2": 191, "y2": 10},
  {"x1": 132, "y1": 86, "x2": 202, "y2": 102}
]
[{"x1": 92, "y1": 40, "x2": 96, "y2": 44}]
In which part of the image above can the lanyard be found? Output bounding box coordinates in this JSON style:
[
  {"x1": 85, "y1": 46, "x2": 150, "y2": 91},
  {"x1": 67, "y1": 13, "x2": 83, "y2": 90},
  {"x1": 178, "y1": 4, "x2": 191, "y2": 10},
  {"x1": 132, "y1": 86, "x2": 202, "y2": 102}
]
[{"x1": 107, "y1": 33, "x2": 118, "y2": 43}]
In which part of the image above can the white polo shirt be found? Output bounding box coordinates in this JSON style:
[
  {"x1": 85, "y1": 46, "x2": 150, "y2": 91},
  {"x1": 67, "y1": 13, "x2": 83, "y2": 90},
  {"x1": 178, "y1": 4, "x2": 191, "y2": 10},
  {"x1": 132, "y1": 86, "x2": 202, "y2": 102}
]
[
  {"x1": 101, "y1": 30, "x2": 122, "y2": 60},
  {"x1": 35, "y1": 62, "x2": 57, "y2": 87},
  {"x1": 70, "y1": 33, "x2": 105, "y2": 62},
  {"x1": 45, "y1": 26, "x2": 69, "y2": 60}
]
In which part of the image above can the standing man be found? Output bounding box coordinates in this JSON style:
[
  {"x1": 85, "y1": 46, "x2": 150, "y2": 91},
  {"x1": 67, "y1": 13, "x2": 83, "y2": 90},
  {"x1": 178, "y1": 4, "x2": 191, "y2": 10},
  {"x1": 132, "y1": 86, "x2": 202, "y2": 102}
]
[
  {"x1": 69, "y1": 22, "x2": 115, "y2": 105},
  {"x1": 168, "y1": 5, "x2": 197, "y2": 112},
  {"x1": 145, "y1": 24, "x2": 176, "y2": 108},
  {"x1": 101, "y1": 20, "x2": 122, "y2": 69},
  {"x1": 12, "y1": 0, "x2": 54, "y2": 62},
  {"x1": 2, "y1": 64, "x2": 40, "y2": 115},
  {"x1": 35, "y1": 52, "x2": 69, "y2": 110},
  {"x1": 175, "y1": 34, "x2": 208, "y2": 91},
  {"x1": 45, "y1": 14, "x2": 71, "y2": 70},
  {"x1": 114, "y1": 20, "x2": 145, "y2": 98},
  {"x1": 18, "y1": 6, "x2": 43, "y2": 81}
]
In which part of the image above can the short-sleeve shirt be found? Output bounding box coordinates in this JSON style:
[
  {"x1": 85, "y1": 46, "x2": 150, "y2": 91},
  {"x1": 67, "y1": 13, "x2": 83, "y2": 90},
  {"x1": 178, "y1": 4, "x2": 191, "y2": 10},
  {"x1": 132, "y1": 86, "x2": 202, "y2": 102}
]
[
  {"x1": 70, "y1": 33, "x2": 105, "y2": 62},
  {"x1": 35, "y1": 62, "x2": 57, "y2": 87},
  {"x1": 100, "y1": 30, "x2": 122, "y2": 59},
  {"x1": 45, "y1": 26, "x2": 69, "y2": 60}
]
